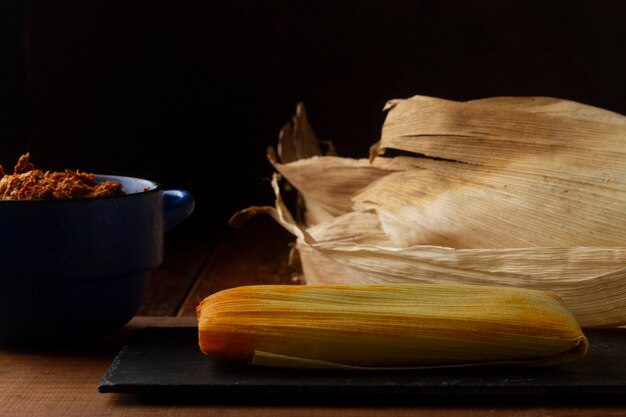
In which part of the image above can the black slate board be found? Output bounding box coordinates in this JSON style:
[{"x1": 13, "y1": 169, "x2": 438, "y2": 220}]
[{"x1": 98, "y1": 327, "x2": 626, "y2": 403}]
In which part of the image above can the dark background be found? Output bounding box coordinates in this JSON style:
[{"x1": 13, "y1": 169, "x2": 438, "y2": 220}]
[{"x1": 3, "y1": 0, "x2": 626, "y2": 241}]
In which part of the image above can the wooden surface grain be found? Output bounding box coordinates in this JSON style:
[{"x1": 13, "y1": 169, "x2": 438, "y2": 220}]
[{"x1": 2, "y1": 217, "x2": 626, "y2": 416}]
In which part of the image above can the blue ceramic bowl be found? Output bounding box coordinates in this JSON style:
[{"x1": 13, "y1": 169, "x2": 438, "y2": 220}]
[{"x1": 0, "y1": 175, "x2": 194, "y2": 345}]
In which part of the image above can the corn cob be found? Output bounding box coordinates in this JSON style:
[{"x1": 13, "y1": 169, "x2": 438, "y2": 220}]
[{"x1": 196, "y1": 283, "x2": 587, "y2": 370}]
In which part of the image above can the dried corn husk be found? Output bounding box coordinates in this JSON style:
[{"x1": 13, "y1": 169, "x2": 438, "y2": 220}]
[
  {"x1": 270, "y1": 102, "x2": 417, "y2": 226},
  {"x1": 232, "y1": 96, "x2": 626, "y2": 328},
  {"x1": 268, "y1": 147, "x2": 408, "y2": 226},
  {"x1": 197, "y1": 283, "x2": 588, "y2": 369},
  {"x1": 365, "y1": 96, "x2": 626, "y2": 248},
  {"x1": 232, "y1": 175, "x2": 626, "y2": 328}
]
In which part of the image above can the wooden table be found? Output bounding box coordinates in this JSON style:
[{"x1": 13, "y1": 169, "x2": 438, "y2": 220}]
[{"x1": 2, "y1": 216, "x2": 626, "y2": 416}]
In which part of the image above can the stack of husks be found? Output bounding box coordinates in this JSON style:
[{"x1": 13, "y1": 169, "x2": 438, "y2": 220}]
[{"x1": 199, "y1": 96, "x2": 626, "y2": 369}]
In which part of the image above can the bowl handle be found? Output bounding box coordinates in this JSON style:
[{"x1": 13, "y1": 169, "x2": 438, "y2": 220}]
[{"x1": 163, "y1": 189, "x2": 195, "y2": 231}]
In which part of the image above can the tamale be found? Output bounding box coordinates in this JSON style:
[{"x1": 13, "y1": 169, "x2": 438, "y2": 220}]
[{"x1": 197, "y1": 283, "x2": 587, "y2": 370}]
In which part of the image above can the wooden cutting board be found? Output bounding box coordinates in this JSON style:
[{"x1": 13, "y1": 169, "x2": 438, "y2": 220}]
[{"x1": 98, "y1": 327, "x2": 626, "y2": 402}]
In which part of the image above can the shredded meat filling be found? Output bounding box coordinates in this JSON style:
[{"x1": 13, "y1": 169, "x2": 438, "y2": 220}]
[{"x1": 0, "y1": 153, "x2": 125, "y2": 200}]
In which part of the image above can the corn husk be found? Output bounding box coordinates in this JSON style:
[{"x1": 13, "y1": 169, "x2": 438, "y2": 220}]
[
  {"x1": 366, "y1": 96, "x2": 626, "y2": 248},
  {"x1": 232, "y1": 96, "x2": 626, "y2": 328},
  {"x1": 197, "y1": 283, "x2": 588, "y2": 369},
  {"x1": 269, "y1": 102, "x2": 418, "y2": 226}
]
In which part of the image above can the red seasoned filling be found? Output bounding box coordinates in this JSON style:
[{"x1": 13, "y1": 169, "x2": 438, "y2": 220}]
[{"x1": 0, "y1": 153, "x2": 125, "y2": 200}]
